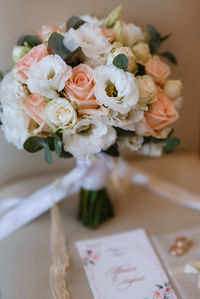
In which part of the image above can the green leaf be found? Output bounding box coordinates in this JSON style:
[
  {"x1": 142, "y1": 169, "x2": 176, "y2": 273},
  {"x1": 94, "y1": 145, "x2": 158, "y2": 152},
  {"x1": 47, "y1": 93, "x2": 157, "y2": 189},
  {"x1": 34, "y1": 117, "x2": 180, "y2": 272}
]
[
  {"x1": 54, "y1": 139, "x2": 62, "y2": 156},
  {"x1": 147, "y1": 24, "x2": 173, "y2": 54},
  {"x1": 44, "y1": 146, "x2": 53, "y2": 164},
  {"x1": 59, "y1": 149, "x2": 73, "y2": 158},
  {"x1": 160, "y1": 51, "x2": 177, "y2": 64},
  {"x1": 103, "y1": 143, "x2": 120, "y2": 157},
  {"x1": 0, "y1": 71, "x2": 3, "y2": 81},
  {"x1": 161, "y1": 33, "x2": 172, "y2": 42},
  {"x1": 17, "y1": 35, "x2": 41, "y2": 48},
  {"x1": 113, "y1": 54, "x2": 129, "y2": 70},
  {"x1": 115, "y1": 127, "x2": 135, "y2": 137},
  {"x1": 65, "y1": 46, "x2": 85, "y2": 67},
  {"x1": 164, "y1": 137, "x2": 180, "y2": 154},
  {"x1": 48, "y1": 32, "x2": 71, "y2": 60},
  {"x1": 135, "y1": 63, "x2": 146, "y2": 76},
  {"x1": 67, "y1": 16, "x2": 86, "y2": 30},
  {"x1": 23, "y1": 136, "x2": 47, "y2": 153}
]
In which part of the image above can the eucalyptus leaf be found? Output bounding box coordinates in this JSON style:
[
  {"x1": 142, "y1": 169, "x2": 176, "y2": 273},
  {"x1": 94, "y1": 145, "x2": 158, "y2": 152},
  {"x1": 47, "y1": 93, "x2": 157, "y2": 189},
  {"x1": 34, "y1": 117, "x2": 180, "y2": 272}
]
[
  {"x1": 54, "y1": 139, "x2": 62, "y2": 156},
  {"x1": 48, "y1": 32, "x2": 71, "y2": 60},
  {"x1": 67, "y1": 16, "x2": 86, "y2": 30},
  {"x1": 160, "y1": 51, "x2": 177, "y2": 64},
  {"x1": 44, "y1": 146, "x2": 53, "y2": 164},
  {"x1": 103, "y1": 143, "x2": 120, "y2": 157},
  {"x1": 17, "y1": 35, "x2": 41, "y2": 48},
  {"x1": 65, "y1": 47, "x2": 85, "y2": 67},
  {"x1": 113, "y1": 54, "x2": 129, "y2": 70},
  {"x1": 164, "y1": 137, "x2": 180, "y2": 154},
  {"x1": 147, "y1": 24, "x2": 172, "y2": 54},
  {"x1": 23, "y1": 136, "x2": 48, "y2": 153}
]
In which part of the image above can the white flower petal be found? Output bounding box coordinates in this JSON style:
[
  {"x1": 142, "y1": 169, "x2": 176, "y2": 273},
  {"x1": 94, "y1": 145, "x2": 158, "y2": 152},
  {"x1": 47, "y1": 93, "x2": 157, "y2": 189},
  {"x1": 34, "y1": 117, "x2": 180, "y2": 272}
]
[{"x1": 27, "y1": 55, "x2": 72, "y2": 99}]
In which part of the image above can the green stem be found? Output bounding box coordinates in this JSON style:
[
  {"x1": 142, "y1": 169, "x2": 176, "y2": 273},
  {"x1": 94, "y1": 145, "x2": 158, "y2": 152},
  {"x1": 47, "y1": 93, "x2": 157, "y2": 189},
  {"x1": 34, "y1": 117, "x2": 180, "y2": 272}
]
[{"x1": 78, "y1": 188, "x2": 114, "y2": 228}]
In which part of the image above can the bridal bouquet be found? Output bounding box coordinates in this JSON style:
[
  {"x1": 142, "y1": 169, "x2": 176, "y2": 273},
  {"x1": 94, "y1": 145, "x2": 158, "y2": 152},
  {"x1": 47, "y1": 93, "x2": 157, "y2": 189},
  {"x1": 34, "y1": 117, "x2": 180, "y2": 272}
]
[{"x1": 0, "y1": 6, "x2": 183, "y2": 228}]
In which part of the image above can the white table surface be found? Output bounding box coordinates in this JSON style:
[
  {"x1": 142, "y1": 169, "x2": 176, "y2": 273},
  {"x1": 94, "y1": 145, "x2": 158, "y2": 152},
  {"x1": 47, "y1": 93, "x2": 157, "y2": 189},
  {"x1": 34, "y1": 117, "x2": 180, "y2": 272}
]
[{"x1": 0, "y1": 151, "x2": 200, "y2": 299}]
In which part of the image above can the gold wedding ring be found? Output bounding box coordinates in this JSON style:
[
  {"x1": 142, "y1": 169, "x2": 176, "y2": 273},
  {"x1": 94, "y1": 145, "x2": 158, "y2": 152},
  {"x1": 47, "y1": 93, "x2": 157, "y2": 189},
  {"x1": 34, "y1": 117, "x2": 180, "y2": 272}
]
[{"x1": 170, "y1": 236, "x2": 192, "y2": 257}]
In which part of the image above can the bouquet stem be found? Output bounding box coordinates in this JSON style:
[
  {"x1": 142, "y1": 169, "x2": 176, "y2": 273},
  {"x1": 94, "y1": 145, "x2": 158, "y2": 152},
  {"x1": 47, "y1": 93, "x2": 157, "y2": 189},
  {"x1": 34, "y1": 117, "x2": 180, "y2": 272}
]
[{"x1": 78, "y1": 188, "x2": 114, "y2": 228}]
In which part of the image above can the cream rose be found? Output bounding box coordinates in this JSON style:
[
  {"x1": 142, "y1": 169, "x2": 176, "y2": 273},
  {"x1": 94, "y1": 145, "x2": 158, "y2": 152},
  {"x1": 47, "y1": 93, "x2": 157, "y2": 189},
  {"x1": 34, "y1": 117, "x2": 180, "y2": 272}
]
[
  {"x1": 163, "y1": 80, "x2": 183, "y2": 100},
  {"x1": 145, "y1": 55, "x2": 171, "y2": 85},
  {"x1": 64, "y1": 64, "x2": 98, "y2": 109},
  {"x1": 46, "y1": 97, "x2": 77, "y2": 131},
  {"x1": 136, "y1": 75, "x2": 157, "y2": 107},
  {"x1": 94, "y1": 65, "x2": 139, "y2": 114},
  {"x1": 132, "y1": 42, "x2": 150, "y2": 64},
  {"x1": 107, "y1": 47, "x2": 137, "y2": 72}
]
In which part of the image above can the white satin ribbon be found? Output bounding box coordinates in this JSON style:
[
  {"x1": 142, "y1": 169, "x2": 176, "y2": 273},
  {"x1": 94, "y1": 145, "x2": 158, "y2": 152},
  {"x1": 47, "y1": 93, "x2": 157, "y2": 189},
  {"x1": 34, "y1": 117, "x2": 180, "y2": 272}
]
[
  {"x1": 170, "y1": 261, "x2": 200, "y2": 290},
  {"x1": 0, "y1": 155, "x2": 200, "y2": 241}
]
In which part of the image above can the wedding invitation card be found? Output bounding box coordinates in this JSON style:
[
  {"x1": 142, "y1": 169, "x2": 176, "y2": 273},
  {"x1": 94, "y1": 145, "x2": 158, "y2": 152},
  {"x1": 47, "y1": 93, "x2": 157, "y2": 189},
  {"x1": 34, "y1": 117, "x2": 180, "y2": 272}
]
[{"x1": 76, "y1": 229, "x2": 178, "y2": 299}]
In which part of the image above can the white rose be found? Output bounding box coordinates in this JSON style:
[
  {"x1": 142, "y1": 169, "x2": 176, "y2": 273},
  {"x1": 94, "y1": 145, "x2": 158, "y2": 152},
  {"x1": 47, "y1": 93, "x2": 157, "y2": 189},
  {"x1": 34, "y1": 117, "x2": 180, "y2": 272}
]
[
  {"x1": 123, "y1": 23, "x2": 144, "y2": 46},
  {"x1": 108, "y1": 108, "x2": 144, "y2": 131},
  {"x1": 94, "y1": 65, "x2": 139, "y2": 114},
  {"x1": 173, "y1": 96, "x2": 183, "y2": 111},
  {"x1": 0, "y1": 71, "x2": 30, "y2": 149},
  {"x1": 118, "y1": 135, "x2": 144, "y2": 152},
  {"x1": 63, "y1": 23, "x2": 112, "y2": 67},
  {"x1": 80, "y1": 15, "x2": 104, "y2": 26},
  {"x1": 136, "y1": 75, "x2": 157, "y2": 107},
  {"x1": 163, "y1": 80, "x2": 183, "y2": 100},
  {"x1": 63, "y1": 116, "x2": 116, "y2": 160},
  {"x1": 107, "y1": 47, "x2": 137, "y2": 72},
  {"x1": 138, "y1": 142, "x2": 163, "y2": 157},
  {"x1": 27, "y1": 55, "x2": 72, "y2": 99},
  {"x1": 132, "y1": 42, "x2": 150, "y2": 64},
  {"x1": 46, "y1": 97, "x2": 77, "y2": 131}
]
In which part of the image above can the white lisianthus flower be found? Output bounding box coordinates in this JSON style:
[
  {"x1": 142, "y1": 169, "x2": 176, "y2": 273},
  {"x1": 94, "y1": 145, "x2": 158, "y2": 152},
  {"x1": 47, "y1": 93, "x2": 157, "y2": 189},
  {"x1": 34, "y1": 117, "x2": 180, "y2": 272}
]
[
  {"x1": 63, "y1": 23, "x2": 112, "y2": 67},
  {"x1": 46, "y1": 97, "x2": 77, "y2": 132},
  {"x1": 94, "y1": 65, "x2": 139, "y2": 114},
  {"x1": 138, "y1": 142, "x2": 163, "y2": 157},
  {"x1": 27, "y1": 55, "x2": 72, "y2": 99},
  {"x1": 80, "y1": 15, "x2": 104, "y2": 26},
  {"x1": 63, "y1": 116, "x2": 116, "y2": 160},
  {"x1": 136, "y1": 75, "x2": 157, "y2": 107},
  {"x1": 118, "y1": 135, "x2": 144, "y2": 152},
  {"x1": 107, "y1": 47, "x2": 137, "y2": 72},
  {"x1": 0, "y1": 71, "x2": 27, "y2": 106},
  {"x1": 0, "y1": 71, "x2": 30, "y2": 149},
  {"x1": 108, "y1": 108, "x2": 144, "y2": 131},
  {"x1": 122, "y1": 22, "x2": 144, "y2": 46}
]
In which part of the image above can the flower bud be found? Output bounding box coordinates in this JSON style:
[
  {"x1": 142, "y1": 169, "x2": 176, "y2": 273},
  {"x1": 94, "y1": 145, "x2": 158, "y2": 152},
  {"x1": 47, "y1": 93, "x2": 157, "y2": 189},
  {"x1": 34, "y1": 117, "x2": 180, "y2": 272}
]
[
  {"x1": 136, "y1": 75, "x2": 157, "y2": 106},
  {"x1": 163, "y1": 80, "x2": 183, "y2": 100},
  {"x1": 132, "y1": 42, "x2": 150, "y2": 64},
  {"x1": 105, "y1": 5, "x2": 122, "y2": 28},
  {"x1": 113, "y1": 20, "x2": 124, "y2": 44},
  {"x1": 107, "y1": 47, "x2": 137, "y2": 72},
  {"x1": 12, "y1": 46, "x2": 31, "y2": 63}
]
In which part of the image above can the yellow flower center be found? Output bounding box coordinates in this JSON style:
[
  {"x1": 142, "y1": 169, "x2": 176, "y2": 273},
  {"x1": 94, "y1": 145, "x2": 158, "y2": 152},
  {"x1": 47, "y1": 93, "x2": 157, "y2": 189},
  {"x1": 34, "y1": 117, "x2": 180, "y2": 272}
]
[{"x1": 105, "y1": 84, "x2": 118, "y2": 97}]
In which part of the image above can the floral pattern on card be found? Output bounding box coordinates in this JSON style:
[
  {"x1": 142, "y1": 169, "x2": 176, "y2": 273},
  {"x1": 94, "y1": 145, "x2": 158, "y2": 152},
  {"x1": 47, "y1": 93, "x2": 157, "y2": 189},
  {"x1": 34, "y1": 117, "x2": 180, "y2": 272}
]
[
  {"x1": 153, "y1": 282, "x2": 174, "y2": 299},
  {"x1": 82, "y1": 249, "x2": 100, "y2": 266}
]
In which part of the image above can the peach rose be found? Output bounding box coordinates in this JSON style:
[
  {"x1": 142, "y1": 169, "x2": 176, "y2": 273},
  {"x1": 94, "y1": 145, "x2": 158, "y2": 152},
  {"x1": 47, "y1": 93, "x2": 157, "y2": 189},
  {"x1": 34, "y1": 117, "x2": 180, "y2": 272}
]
[
  {"x1": 23, "y1": 93, "x2": 47, "y2": 126},
  {"x1": 101, "y1": 27, "x2": 116, "y2": 42},
  {"x1": 144, "y1": 85, "x2": 179, "y2": 132},
  {"x1": 65, "y1": 64, "x2": 98, "y2": 109},
  {"x1": 36, "y1": 24, "x2": 66, "y2": 42},
  {"x1": 145, "y1": 55, "x2": 171, "y2": 85},
  {"x1": 14, "y1": 44, "x2": 49, "y2": 83}
]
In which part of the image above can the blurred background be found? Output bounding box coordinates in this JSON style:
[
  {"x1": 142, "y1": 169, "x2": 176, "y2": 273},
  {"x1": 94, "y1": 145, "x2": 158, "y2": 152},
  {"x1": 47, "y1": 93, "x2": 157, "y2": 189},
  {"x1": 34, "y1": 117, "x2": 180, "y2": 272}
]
[{"x1": 0, "y1": 0, "x2": 199, "y2": 185}]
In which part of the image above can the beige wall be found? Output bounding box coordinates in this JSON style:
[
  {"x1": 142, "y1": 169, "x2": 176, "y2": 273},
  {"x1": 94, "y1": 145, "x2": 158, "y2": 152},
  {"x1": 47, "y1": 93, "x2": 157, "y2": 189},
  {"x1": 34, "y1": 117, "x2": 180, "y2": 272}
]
[{"x1": 0, "y1": 0, "x2": 199, "y2": 183}]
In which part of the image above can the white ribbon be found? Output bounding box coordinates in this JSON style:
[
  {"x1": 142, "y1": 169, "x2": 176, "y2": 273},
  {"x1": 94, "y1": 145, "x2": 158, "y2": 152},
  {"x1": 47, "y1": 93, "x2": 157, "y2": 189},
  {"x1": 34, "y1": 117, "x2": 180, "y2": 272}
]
[
  {"x1": 0, "y1": 155, "x2": 200, "y2": 241},
  {"x1": 170, "y1": 261, "x2": 200, "y2": 290}
]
